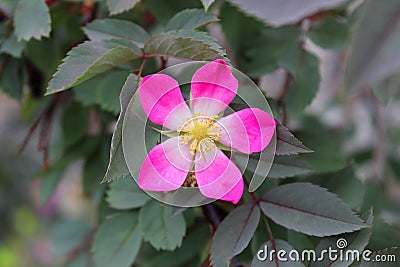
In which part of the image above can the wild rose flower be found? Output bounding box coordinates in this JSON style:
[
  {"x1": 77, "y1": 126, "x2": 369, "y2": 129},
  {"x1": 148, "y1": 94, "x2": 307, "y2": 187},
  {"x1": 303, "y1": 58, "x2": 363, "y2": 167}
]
[{"x1": 137, "y1": 59, "x2": 275, "y2": 204}]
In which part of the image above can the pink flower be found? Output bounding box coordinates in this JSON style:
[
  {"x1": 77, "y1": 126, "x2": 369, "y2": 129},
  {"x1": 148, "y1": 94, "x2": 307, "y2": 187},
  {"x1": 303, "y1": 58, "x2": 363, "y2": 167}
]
[{"x1": 137, "y1": 59, "x2": 276, "y2": 204}]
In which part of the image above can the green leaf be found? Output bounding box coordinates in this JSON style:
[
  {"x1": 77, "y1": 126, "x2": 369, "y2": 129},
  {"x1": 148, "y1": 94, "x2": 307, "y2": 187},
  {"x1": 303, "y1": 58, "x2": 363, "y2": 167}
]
[
  {"x1": 275, "y1": 123, "x2": 312, "y2": 156},
  {"x1": 296, "y1": 118, "x2": 347, "y2": 172},
  {"x1": 107, "y1": 176, "x2": 150, "y2": 209},
  {"x1": 83, "y1": 140, "x2": 109, "y2": 194},
  {"x1": 61, "y1": 101, "x2": 89, "y2": 147},
  {"x1": 102, "y1": 74, "x2": 138, "y2": 183},
  {"x1": 0, "y1": 33, "x2": 25, "y2": 58},
  {"x1": 226, "y1": 0, "x2": 347, "y2": 27},
  {"x1": 305, "y1": 166, "x2": 366, "y2": 209},
  {"x1": 46, "y1": 40, "x2": 141, "y2": 95},
  {"x1": 346, "y1": 0, "x2": 400, "y2": 92},
  {"x1": 220, "y1": 3, "x2": 264, "y2": 69},
  {"x1": 38, "y1": 137, "x2": 100, "y2": 203},
  {"x1": 0, "y1": 56, "x2": 24, "y2": 100},
  {"x1": 95, "y1": 70, "x2": 131, "y2": 114},
  {"x1": 39, "y1": 169, "x2": 63, "y2": 204},
  {"x1": 138, "y1": 225, "x2": 210, "y2": 267},
  {"x1": 251, "y1": 239, "x2": 305, "y2": 267},
  {"x1": 359, "y1": 247, "x2": 400, "y2": 267},
  {"x1": 82, "y1": 18, "x2": 150, "y2": 47},
  {"x1": 67, "y1": 253, "x2": 89, "y2": 267},
  {"x1": 201, "y1": 0, "x2": 215, "y2": 11},
  {"x1": 211, "y1": 203, "x2": 260, "y2": 267},
  {"x1": 25, "y1": 37, "x2": 65, "y2": 79},
  {"x1": 260, "y1": 183, "x2": 366, "y2": 237},
  {"x1": 308, "y1": 16, "x2": 348, "y2": 50},
  {"x1": 51, "y1": 219, "x2": 91, "y2": 257},
  {"x1": 165, "y1": 9, "x2": 219, "y2": 31},
  {"x1": 310, "y1": 209, "x2": 373, "y2": 267},
  {"x1": 13, "y1": 0, "x2": 51, "y2": 41},
  {"x1": 139, "y1": 201, "x2": 186, "y2": 251},
  {"x1": 92, "y1": 212, "x2": 142, "y2": 267},
  {"x1": 73, "y1": 69, "x2": 130, "y2": 114},
  {"x1": 268, "y1": 155, "x2": 312, "y2": 179},
  {"x1": 246, "y1": 26, "x2": 302, "y2": 76},
  {"x1": 283, "y1": 51, "x2": 320, "y2": 114},
  {"x1": 144, "y1": 0, "x2": 202, "y2": 25},
  {"x1": 144, "y1": 30, "x2": 226, "y2": 61},
  {"x1": 368, "y1": 215, "x2": 400, "y2": 251},
  {"x1": 106, "y1": 0, "x2": 141, "y2": 15}
]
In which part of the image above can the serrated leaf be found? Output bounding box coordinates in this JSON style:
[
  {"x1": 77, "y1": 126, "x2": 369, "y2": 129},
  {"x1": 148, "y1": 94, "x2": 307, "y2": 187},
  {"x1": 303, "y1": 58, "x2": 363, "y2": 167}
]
[
  {"x1": 139, "y1": 201, "x2": 186, "y2": 251},
  {"x1": 13, "y1": 0, "x2": 51, "y2": 41},
  {"x1": 276, "y1": 123, "x2": 312, "y2": 155},
  {"x1": 144, "y1": 30, "x2": 226, "y2": 61},
  {"x1": 346, "y1": 0, "x2": 400, "y2": 92},
  {"x1": 92, "y1": 212, "x2": 141, "y2": 267},
  {"x1": 226, "y1": 0, "x2": 348, "y2": 27},
  {"x1": 306, "y1": 166, "x2": 365, "y2": 209},
  {"x1": 102, "y1": 74, "x2": 138, "y2": 183},
  {"x1": 165, "y1": 9, "x2": 219, "y2": 31},
  {"x1": 260, "y1": 183, "x2": 366, "y2": 237},
  {"x1": 310, "y1": 209, "x2": 373, "y2": 267},
  {"x1": 46, "y1": 40, "x2": 141, "y2": 95},
  {"x1": 83, "y1": 18, "x2": 150, "y2": 47},
  {"x1": 268, "y1": 155, "x2": 312, "y2": 179},
  {"x1": 201, "y1": 0, "x2": 215, "y2": 11},
  {"x1": 211, "y1": 203, "x2": 260, "y2": 267},
  {"x1": 359, "y1": 247, "x2": 400, "y2": 267},
  {"x1": 107, "y1": 176, "x2": 150, "y2": 209},
  {"x1": 106, "y1": 0, "x2": 141, "y2": 15},
  {"x1": 251, "y1": 239, "x2": 305, "y2": 267}
]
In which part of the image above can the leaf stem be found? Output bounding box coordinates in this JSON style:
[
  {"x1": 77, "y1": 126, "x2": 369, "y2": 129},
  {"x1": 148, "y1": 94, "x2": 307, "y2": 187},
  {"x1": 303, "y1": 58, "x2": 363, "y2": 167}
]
[
  {"x1": 263, "y1": 217, "x2": 279, "y2": 267},
  {"x1": 201, "y1": 204, "x2": 220, "y2": 233},
  {"x1": 136, "y1": 58, "x2": 147, "y2": 90}
]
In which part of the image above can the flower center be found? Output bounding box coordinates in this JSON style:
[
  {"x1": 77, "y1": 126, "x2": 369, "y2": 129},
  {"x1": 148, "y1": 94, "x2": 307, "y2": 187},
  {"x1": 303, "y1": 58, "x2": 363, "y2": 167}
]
[{"x1": 178, "y1": 113, "x2": 222, "y2": 157}]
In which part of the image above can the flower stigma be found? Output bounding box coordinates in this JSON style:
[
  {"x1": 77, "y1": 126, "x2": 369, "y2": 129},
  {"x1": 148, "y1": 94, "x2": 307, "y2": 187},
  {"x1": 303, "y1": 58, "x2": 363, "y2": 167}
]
[{"x1": 177, "y1": 112, "x2": 222, "y2": 158}]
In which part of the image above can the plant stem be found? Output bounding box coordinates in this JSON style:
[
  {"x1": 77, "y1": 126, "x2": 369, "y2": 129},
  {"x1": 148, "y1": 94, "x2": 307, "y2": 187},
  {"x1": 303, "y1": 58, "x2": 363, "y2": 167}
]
[
  {"x1": 263, "y1": 217, "x2": 279, "y2": 267},
  {"x1": 136, "y1": 58, "x2": 147, "y2": 89}
]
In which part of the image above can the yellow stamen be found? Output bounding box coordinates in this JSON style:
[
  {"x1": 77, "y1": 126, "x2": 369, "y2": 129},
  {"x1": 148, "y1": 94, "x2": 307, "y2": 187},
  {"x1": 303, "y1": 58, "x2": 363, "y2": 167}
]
[{"x1": 178, "y1": 113, "x2": 221, "y2": 158}]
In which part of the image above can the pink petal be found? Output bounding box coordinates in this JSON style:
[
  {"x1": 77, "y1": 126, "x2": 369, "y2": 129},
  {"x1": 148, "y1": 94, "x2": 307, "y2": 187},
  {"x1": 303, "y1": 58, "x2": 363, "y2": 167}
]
[
  {"x1": 139, "y1": 74, "x2": 192, "y2": 130},
  {"x1": 220, "y1": 178, "x2": 244, "y2": 204},
  {"x1": 195, "y1": 148, "x2": 243, "y2": 204},
  {"x1": 217, "y1": 108, "x2": 276, "y2": 154},
  {"x1": 138, "y1": 137, "x2": 192, "y2": 191},
  {"x1": 191, "y1": 59, "x2": 238, "y2": 116}
]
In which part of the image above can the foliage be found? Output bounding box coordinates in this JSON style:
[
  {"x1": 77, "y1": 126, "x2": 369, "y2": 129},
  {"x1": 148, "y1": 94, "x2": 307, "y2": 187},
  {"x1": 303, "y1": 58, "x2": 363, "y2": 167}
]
[{"x1": 1, "y1": 0, "x2": 400, "y2": 267}]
